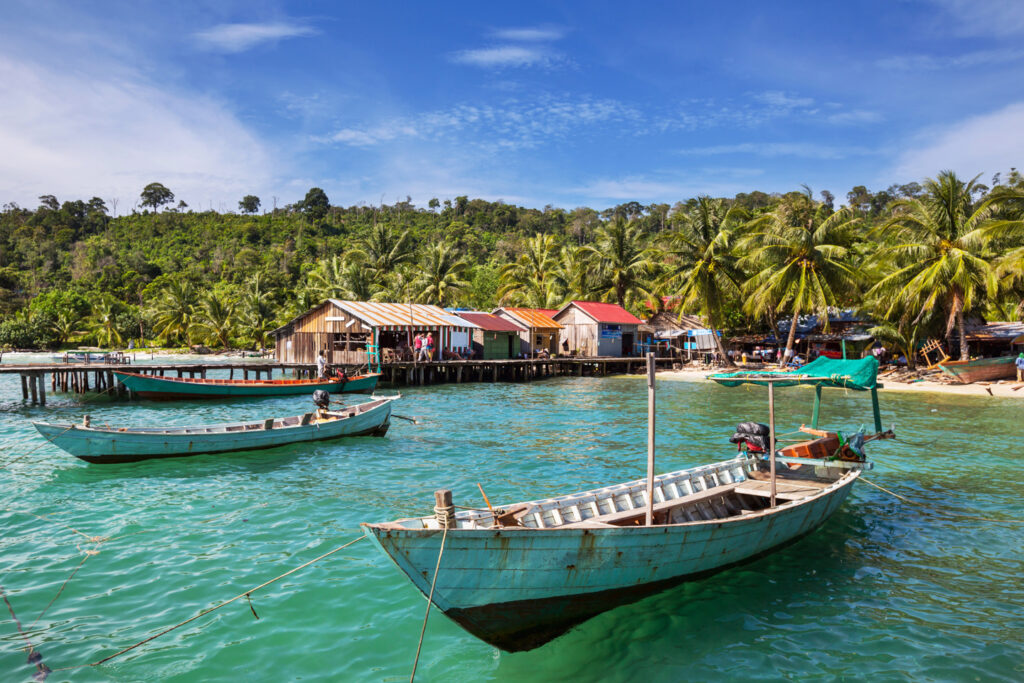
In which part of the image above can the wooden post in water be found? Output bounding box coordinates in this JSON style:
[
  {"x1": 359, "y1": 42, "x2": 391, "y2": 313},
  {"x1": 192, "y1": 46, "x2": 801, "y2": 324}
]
[
  {"x1": 768, "y1": 382, "x2": 777, "y2": 507},
  {"x1": 645, "y1": 352, "x2": 656, "y2": 526}
]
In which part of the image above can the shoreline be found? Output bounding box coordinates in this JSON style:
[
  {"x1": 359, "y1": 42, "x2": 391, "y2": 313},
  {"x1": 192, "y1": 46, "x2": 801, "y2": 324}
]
[{"x1": 653, "y1": 367, "x2": 1024, "y2": 399}]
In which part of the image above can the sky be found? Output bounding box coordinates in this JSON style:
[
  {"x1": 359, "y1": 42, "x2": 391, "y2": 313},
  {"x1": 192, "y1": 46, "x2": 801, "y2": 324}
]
[{"x1": 2, "y1": 0, "x2": 1024, "y2": 213}]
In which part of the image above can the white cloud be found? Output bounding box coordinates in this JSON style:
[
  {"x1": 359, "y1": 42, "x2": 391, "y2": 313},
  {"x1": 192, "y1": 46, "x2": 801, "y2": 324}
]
[
  {"x1": 679, "y1": 142, "x2": 875, "y2": 159},
  {"x1": 450, "y1": 45, "x2": 556, "y2": 68},
  {"x1": 827, "y1": 109, "x2": 883, "y2": 125},
  {"x1": 877, "y1": 48, "x2": 1024, "y2": 70},
  {"x1": 491, "y1": 27, "x2": 564, "y2": 42},
  {"x1": 0, "y1": 55, "x2": 274, "y2": 209},
  {"x1": 754, "y1": 91, "x2": 814, "y2": 109},
  {"x1": 930, "y1": 0, "x2": 1024, "y2": 37},
  {"x1": 890, "y1": 102, "x2": 1024, "y2": 181},
  {"x1": 194, "y1": 22, "x2": 315, "y2": 53}
]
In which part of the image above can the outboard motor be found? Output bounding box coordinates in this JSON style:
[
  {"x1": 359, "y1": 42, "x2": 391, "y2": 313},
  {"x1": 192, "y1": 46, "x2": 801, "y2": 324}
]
[
  {"x1": 729, "y1": 421, "x2": 771, "y2": 453},
  {"x1": 312, "y1": 390, "x2": 331, "y2": 410}
]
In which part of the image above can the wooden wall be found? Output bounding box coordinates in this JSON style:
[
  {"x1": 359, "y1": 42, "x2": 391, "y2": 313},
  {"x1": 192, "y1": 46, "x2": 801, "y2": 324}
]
[{"x1": 275, "y1": 302, "x2": 373, "y2": 365}]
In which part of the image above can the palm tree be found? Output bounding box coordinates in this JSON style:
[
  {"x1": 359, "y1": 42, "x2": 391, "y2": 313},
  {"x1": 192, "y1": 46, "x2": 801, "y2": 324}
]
[
  {"x1": 586, "y1": 218, "x2": 654, "y2": 309},
  {"x1": 50, "y1": 310, "x2": 83, "y2": 345},
  {"x1": 89, "y1": 295, "x2": 123, "y2": 348},
  {"x1": 659, "y1": 196, "x2": 746, "y2": 365},
  {"x1": 308, "y1": 254, "x2": 377, "y2": 302},
  {"x1": 193, "y1": 293, "x2": 237, "y2": 349},
  {"x1": 551, "y1": 245, "x2": 594, "y2": 302},
  {"x1": 868, "y1": 171, "x2": 1019, "y2": 360},
  {"x1": 740, "y1": 193, "x2": 861, "y2": 363},
  {"x1": 360, "y1": 221, "x2": 413, "y2": 274},
  {"x1": 499, "y1": 233, "x2": 560, "y2": 308},
  {"x1": 152, "y1": 278, "x2": 197, "y2": 346},
  {"x1": 372, "y1": 266, "x2": 419, "y2": 303},
  {"x1": 240, "y1": 274, "x2": 276, "y2": 352},
  {"x1": 415, "y1": 241, "x2": 469, "y2": 306}
]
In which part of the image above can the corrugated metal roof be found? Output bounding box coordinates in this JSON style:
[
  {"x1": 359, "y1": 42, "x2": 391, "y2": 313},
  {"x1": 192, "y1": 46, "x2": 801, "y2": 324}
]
[
  {"x1": 494, "y1": 307, "x2": 563, "y2": 329},
  {"x1": 455, "y1": 311, "x2": 525, "y2": 332},
  {"x1": 329, "y1": 300, "x2": 473, "y2": 329},
  {"x1": 560, "y1": 300, "x2": 642, "y2": 325}
]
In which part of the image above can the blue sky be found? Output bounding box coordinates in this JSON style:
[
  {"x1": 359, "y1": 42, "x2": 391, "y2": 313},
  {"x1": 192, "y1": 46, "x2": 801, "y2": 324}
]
[{"x1": 2, "y1": 0, "x2": 1024, "y2": 212}]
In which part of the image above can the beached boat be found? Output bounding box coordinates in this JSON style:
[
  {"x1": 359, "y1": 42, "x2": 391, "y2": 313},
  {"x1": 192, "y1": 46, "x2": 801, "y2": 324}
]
[
  {"x1": 112, "y1": 370, "x2": 379, "y2": 399},
  {"x1": 938, "y1": 355, "x2": 1015, "y2": 383},
  {"x1": 362, "y1": 356, "x2": 890, "y2": 652},
  {"x1": 33, "y1": 396, "x2": 395, "y2": 463}
]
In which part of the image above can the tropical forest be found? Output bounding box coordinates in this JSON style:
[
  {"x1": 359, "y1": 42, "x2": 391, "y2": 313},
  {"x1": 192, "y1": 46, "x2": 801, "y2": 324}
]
[{"x1": 1, "y1": 171, "x2": 1023, "y2": 364}]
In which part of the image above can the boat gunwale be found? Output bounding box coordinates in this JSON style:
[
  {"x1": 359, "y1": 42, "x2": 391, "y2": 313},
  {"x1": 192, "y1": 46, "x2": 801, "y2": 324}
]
[
  {"x1": 362, "y1": 460, "x2": 861, "y2": 533},
  {"x1": 112, "y1": 370, "x2": 380, "y2": 387}
]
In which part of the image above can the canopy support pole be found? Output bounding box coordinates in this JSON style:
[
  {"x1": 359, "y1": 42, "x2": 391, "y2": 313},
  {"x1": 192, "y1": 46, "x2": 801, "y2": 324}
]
[
  {"x1": 811, "y1": 384, "x2": 822, "y2": 429},
  {"x1": 768, "y1": 382, "x2": 777, "y2": 507},
  {"x1": 871, "y1": 386, "x2": 882, "y2": 434},
  {"x1": 645, "y1": 353, "x2": 656, "y2": 526}
]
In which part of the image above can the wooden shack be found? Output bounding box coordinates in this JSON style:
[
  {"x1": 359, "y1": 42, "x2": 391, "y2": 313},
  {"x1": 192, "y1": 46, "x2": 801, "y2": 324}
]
[
  {"x1": 552, "y1": 301, "x2": 643, "y2": 357},
  {"x1": 454, "y1": 311, "x2": 524, "y2": 359},
  {"x1": 647, "y1": 311, "x2": 710, "y2": 357},
  {"x1": 492, "y1": 307, "x2": 562, "y2": 357},
  {"x1": 272, "y1": 300, "x2": 478, "y2": 365}
]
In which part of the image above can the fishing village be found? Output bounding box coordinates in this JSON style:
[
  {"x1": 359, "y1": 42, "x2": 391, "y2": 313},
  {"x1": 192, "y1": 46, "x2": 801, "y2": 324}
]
[{"x1": 3, "y1": 3, "x2": 1024, "y2": 682}]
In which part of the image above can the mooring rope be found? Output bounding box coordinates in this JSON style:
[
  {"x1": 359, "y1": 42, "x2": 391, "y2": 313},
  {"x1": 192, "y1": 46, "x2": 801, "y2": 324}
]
[
  {"x1": 53, "y1": 534, "x2": 366, "y2": 672},
  {"x1": 860, "y1": 477, "x2": 1022, "y2": 524},
  {"x1": 1, "y1": 584, "x2": 52, "y2": 680},
  {"x1": 410, "y1": 520, "x2": 450, "y2": 683},
  {"x1": 1, "y1": 424, "x2": 76, "y2": 469}
]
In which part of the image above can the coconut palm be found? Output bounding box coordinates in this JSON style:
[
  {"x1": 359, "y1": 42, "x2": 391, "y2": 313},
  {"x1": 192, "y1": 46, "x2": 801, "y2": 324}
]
[
  {"x1": 551, "y1": 245, "x2": 594, "y2": 302},
  {"x1": 89, "y1": 295, "x2": 123, "y2": 348},
  {"x1": 360, "y1": 221, "x2": 413, "y2": 274},
  {"x1": 586, "y1": 218, "x2": 655, "y2": 309},
  {"x1": 193, "y1": 293, "x2": 237, "y2": 349},
  {"x1": 372, "y1": 266, "x2": 419, "y2": 304},
  {"x1": 308, "y1": 254, "x2": 377, "y2": 301},
  {"x1": 868, "y1": 171, "x2": 1020, "y2": 360},
  {"x1": 50, "y1": 310, "x2": 83, "y2": 345},
  {"x1": 499, "y1": 233, "x2": 560, "y2": 308},
  {"x1": 740, "y1": 193, "x2": 861, "y2": 363},
  {"x1": 414, "y1": 241, "x2": 469, "y2": 306},
  {"x1": 659, "y1": 196, "x2": 746, "y2": 365},
  {"x1": 152, "y1": 278, "x2": 197, "y2": 346},
  {"x1": 240, "y1": 274, "x2": 276, "y2": 352}
]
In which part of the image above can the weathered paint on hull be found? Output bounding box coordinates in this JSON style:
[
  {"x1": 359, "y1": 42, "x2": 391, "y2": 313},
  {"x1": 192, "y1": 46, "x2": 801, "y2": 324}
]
[
  {"x1": 33, "y1": 401, "x2": 391, "y2": 463},
  {"x1": 364, "y1": 472, "x2": 856, "y2": 651},
  {"x1": 113, "y1": 371, "x2": 379, "y2": 399},
  {"x1": 938, "y1": 356, "x2": 1015, "y2": 383}
]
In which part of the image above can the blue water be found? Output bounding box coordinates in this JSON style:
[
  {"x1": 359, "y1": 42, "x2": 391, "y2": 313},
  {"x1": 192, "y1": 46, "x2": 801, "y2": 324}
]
[{"x1": 1, "y1": 364, "x2": 1022, "y2": 681}]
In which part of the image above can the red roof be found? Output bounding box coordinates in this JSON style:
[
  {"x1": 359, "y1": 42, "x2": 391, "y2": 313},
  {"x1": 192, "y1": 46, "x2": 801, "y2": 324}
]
[
  {"x1": 563, "y1": 301, "x2": 643, "y2": 325},
  {"x1": 454, "y1": 312, "x2": 524, "y2": 332},
  {"x1": 535, "y1": 308, "x2": 558, "y2": 317}
]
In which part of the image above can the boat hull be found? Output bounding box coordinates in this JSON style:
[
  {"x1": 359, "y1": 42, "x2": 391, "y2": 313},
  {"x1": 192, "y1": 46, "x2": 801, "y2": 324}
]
[
  {"x1": 364, "y1": 470, "x2": 857, "y2": 651},
  {"x1": 938, "y1": 356, "x2": 1015, "y2": 383},
  {"x1": 33, "y1": 400, "x2": 392, "y2": 463},
  {"x1": 113, "y1": 371, "x2": 379, "y2": 399}
]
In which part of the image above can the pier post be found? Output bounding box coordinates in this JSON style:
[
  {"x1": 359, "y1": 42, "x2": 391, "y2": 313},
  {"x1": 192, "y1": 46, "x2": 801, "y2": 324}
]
[
  {"x1": 29, "y1": 374, "x2": 38, "y2": 403},
  {"x1": 37, "y1": 374, "x2": 46, "y2": 405},
  {"x1": 20, "y1": 374, "x2": 28, "y2": 400}
]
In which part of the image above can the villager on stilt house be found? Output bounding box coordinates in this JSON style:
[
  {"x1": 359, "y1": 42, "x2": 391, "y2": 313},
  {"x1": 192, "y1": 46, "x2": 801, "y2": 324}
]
[{"x1": 271, "y1": 300, "x2": 479, "y2": 366}]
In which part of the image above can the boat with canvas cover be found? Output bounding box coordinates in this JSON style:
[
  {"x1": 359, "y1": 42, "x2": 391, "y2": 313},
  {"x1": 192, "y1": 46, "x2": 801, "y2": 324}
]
[
  {"x1": 112, "y1": 370, "x2": 379, "y2": 399},
  {"x1": 33, "y1": 395, "x2": 396, "y2": 463},
  {"x1": 362, "y1": 356, "x2": 891, "y2": 652}
]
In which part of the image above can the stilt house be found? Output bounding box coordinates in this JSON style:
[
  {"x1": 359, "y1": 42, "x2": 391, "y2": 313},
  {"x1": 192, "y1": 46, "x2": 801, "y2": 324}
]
[
  {"x1": 552, "y1": 301, "x2": 643, "y2": 357},
  {"x1": 453, "y1": 312, "x2": 525, "y2": 359},
  {"x1": 272, "y1": 300, "x2": 478, "y2": 365},
  {"x1": 492, "y1": 307, "x2": 562, "y2": 357}
]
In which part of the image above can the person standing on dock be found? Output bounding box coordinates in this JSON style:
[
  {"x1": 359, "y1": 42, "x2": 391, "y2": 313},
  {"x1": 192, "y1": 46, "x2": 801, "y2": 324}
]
[
  {"x1": 1016, "y1": 353, "x2": 1024, "y2": 381},
  {"x1": 317, "y1": 349, "x2": 328, "y2": 379},
  {"x1": 414, "y1": 333, "x2": 423, "y2": 361},
  {"x1": 425, "y1": 332, "x2": 435, "y2": 362}
]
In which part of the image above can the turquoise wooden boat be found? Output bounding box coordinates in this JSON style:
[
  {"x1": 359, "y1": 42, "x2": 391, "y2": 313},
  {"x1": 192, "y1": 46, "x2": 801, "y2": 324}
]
[
  {"x1": 363, "y1": 357, "x2": 889, "y2": 651},
  {"x1": 112, "y1": 370, "x2": 379, "y2": 399},
  {"x1": 33, "y1": 396, "x2": 395, "y2": 463},
  {"x1": 938, "y1": 355, "x2": 1015, "y2": 383}
]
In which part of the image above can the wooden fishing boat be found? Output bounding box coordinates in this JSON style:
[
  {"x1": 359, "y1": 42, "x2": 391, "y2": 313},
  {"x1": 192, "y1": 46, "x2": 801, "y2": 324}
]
[
  {"x1": 362, "y1": 356, "x2": 891, "y2": 652},
  {"x1": 938, "y1": 355, "x2": 1015, "y2": 383},
  {"x1": 112, "y1": 370, "x2": 379, "y2": 399},
  {"x1": 33, "y1": 397, "x2": 395, "y2": 463}
]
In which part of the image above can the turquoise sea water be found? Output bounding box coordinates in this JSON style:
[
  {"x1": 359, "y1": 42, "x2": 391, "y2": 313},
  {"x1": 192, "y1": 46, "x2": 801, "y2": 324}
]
[{"x1": 1, "y1": 363, "x2": 1022, "y2": 682}]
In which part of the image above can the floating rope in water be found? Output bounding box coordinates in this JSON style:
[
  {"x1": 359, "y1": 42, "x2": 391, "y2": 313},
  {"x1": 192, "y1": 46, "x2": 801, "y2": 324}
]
[
  {"x1": 54, "y1": 534, "x2": 367, "y2": 672},
  {"x1": 860, "y1": 477, "x2": 1022, "y2": 524},
  {"x1": 410, "y1": 515, "x2": 451, "y2": 683}
]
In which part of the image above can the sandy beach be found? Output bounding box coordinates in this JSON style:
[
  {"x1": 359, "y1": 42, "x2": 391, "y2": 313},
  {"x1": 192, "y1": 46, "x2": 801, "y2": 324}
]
[{"x1": 655, "y1": 366, "x2": 1024, "y2": 399}]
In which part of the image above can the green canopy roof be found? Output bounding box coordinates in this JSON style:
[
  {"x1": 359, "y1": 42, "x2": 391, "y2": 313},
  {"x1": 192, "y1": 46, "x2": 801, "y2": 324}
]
[{"x1": 708, "y1": 356, "x2": 879, "y2": 391}]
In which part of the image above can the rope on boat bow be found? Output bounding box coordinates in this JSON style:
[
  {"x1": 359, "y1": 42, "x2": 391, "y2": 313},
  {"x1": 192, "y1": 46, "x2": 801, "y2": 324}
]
[{"x1": 411, "y1": 504, "x2": 453, "y2": 683}]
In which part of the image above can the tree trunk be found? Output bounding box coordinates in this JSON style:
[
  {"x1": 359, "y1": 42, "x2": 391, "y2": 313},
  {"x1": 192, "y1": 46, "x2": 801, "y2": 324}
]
[
  {"x1": 957, "y1": 306, "x2": 969, "y2": 361},
  {"x1": 782, "y1": 310, "x2": 799, "y2": 367},
  {"x1": 707, "y1": 311, "x2": 734, "y2": 368}
]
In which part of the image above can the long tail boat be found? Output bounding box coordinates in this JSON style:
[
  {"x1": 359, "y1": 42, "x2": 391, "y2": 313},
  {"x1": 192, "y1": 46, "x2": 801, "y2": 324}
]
[
  {"x1": 33, "y1": 396, "x2": 395, "y2": 463},
  {"x1": 938, "y1": 355, "x2": 1015, "y2": 383},
  {"x1": 112, "y1": 370, "x2": 379, "y2": 399},
  {"x1": 362, "y1": 356, "x2": 891, "y2": 652}
]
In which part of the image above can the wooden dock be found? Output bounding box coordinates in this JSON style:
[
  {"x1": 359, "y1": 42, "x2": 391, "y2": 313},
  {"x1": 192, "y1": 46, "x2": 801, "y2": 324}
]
[{"x1": 0, "y1": 357, "x2": 676, "y2": 404}]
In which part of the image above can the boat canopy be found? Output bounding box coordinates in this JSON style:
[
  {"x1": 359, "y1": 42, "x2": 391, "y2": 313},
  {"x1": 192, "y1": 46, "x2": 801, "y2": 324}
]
[{"x1": 709, "y1": 356, "x2": 879, "y2": 391}]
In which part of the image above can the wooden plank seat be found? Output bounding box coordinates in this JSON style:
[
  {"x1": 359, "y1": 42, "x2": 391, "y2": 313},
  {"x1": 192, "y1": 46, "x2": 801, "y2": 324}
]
[
  {"x1": 734, "y1": 479, "x2": 828, "y2": 501},
  {"x1": 562, "y1": 482, "x2": 743, "y2": 527}
]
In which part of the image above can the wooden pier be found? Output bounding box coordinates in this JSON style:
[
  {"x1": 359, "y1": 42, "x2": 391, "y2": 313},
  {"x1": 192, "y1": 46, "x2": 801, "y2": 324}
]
[{"x1": 0, "y1": 357, "x2": 676, "y2": 404}]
